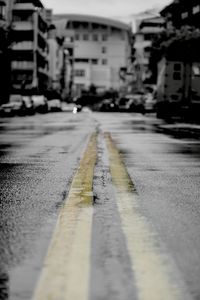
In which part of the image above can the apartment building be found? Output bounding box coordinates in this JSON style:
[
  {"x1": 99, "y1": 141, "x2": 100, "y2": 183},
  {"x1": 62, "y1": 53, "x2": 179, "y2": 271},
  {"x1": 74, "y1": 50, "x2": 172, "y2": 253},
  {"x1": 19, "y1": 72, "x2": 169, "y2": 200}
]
[
  {"x1": 133, "y1": 16, "x2": 165, "y2": 86},
  {"x1": 53, "y1": 14, "x2": 132, "y2": 96},
  {"x1": 11, "y1": 0, "x2": 48, "y2": 94},
  {"x1": 161, "y1": 0, "x2": 200, "y2": 29}
]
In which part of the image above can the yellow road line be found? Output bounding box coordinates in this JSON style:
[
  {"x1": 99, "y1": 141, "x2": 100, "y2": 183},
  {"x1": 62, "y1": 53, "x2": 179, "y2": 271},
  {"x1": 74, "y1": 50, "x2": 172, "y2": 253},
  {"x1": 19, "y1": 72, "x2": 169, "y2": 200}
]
[
  {"x1": 32, "y1": 133, "x2": 97, "y2": 300},
  {"x1": 104, "y1": 132, "x2": 191, "y2": 300}
]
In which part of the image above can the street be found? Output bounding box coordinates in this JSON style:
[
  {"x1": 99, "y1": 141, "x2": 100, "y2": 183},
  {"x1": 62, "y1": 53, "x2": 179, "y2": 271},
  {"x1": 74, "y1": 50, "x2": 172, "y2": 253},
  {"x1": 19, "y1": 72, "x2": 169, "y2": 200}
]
[{"x1": 0, "y1": 111, "x2": 200, "y2": 300}]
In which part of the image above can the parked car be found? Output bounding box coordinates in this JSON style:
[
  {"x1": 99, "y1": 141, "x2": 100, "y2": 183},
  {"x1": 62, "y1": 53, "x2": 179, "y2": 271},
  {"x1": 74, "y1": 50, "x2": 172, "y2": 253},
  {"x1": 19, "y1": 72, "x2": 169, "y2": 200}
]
[
  {"x1": 144, "y1": 91, "x2": 157, "y2": 113},
  {"x1": 99, "y1": 98, "x2": 118, "y2": 112},
  {"x1": 31, "y1": 95, "x2": 48, "y2": 114},
  {"x1": 22, "y1": 96, "x2": 35, "y2": 115},
  {"x1": 62, "y1": 103, "x2": 80, "y2": 113},
  {"x1": 0, "y1": 102, "x2": 14, "y2": 117},
  {"x1": 0, "y1": 94, "x2": 26, "y2": 117},
  {"x1": 48, "y1": 99, "x2": 62, "y2": 112},
  {"x1": 117, "y1": 97, "x2": 129, "y2": 112},
  {"x1": 117, "y1": 93, "x2": 145, "y2": 113},
  {"x1": 127, "y1": 93, "x2": 145, "y2": 113}
]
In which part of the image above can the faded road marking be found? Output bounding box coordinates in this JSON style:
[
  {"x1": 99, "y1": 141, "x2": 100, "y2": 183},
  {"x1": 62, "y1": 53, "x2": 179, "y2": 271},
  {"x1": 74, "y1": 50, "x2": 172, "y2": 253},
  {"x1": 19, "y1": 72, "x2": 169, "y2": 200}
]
[
  {"x1": 32, "y1": 133, "x2": 97, "y2": 300},
  {"x1": 104, "y1": 132, "x2": 191, "y2": 300}
]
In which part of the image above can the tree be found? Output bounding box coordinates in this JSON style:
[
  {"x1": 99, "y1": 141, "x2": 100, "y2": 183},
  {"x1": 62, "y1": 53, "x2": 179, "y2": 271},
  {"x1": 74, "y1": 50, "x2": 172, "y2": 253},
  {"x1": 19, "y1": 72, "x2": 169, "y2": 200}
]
[
  {"x1": 149, "y1": 25, "x2": 200, "y2": 83},
  {"x1": 89, "y1": 84, "x2": 97, "y2": 95}
]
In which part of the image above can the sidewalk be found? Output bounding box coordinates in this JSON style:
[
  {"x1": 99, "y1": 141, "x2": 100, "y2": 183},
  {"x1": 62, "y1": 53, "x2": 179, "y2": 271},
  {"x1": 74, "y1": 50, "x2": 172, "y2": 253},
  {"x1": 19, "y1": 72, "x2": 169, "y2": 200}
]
[{"x1": 157, "y1": 122, "x2": 200, "y2": 138}]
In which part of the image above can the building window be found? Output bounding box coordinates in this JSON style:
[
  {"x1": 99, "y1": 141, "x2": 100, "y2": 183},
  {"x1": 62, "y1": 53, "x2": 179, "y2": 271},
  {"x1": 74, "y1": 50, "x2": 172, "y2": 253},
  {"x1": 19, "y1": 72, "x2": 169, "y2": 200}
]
[
  {"x1": 102, "y1": 59, "x2": 107, "y2": 65},
  {"x1": 74, "y1": 69, "x2": 85, "y2": 77},
  {"x1": 81, "y1": 22, "x2": 89, "y2": 29},
  {"x1": 91, "y1": 59, "x2": 98, "y2": 64},
  {"x1": 72, "y1": 21, "x2": 80, "y2": 29},
  {"x1": 174, "y1": 63, "x2": 181, "y2": 71},
  {"x1": 192, "y1": 65, "x2": 200, "y2": 76},
  {"x1": 102, "y1": 34, "x2": 108, "y2": 41},
  {"x1": 75, "y1": 34, "x2": 79, "y2": 40},
  {"x1": 121, "y1": 32, "x2": 125, "y2": 40},
  {"x1": 13, "y1": 13, "x2": 33, "y2": 22},
  {"x1": 193, "y1": 5, "x2": 200, "y2": 14},
  {"x1": 102, "y1": 46, "x2": 107, "y2": 54},
  {"x1": 144, "y1": 46, "x2": 151, "y2": 58},
  {"x1": 181, "y1": 11, "x2": 188, "y2": 19},
  {"x1": 173, "y1": 72, "x2": 181, "y2": 80},
  {"x1": 92, "y1": 23, "x2": 100, "y2": 30},
  {"x1": 144, "y1": 33, "x2": 154, "y2": 41},
  {"x1": 75, "y1": 58, "x2": 89, "y2": 63},
  {"x1": 83, "y1": 34, "x2": 89, "y2": 41},
  {"x1": 92, "y1": 34, "x2": 98, "y2": 41},
  {"x1": 76, "y1": 84, "x2": 85, "y2": 92}
]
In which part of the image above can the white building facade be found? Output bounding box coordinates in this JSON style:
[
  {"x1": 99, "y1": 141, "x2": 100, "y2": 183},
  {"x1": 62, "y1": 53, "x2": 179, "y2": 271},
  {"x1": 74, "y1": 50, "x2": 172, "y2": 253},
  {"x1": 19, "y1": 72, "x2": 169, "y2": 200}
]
[
  {"x1": 11, "y1": 0, "x2": 49, "y2": 94},
  {"x1": 53, "y1": 14, "x2": 132, "y2": 96}
]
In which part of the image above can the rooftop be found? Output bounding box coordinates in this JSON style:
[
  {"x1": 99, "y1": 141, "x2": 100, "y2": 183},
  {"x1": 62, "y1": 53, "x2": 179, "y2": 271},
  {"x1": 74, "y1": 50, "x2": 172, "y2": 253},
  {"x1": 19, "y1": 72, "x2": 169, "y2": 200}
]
[{"x1": 53, "y1": 14, "x2": 131, "y2": 31}]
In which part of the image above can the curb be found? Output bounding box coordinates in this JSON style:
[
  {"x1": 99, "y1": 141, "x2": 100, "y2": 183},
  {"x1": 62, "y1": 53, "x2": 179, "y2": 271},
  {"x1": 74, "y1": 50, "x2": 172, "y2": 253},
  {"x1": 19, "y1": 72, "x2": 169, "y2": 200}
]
[{"x1": 156, "y1": 124, "x2": 200, "y2": 138}]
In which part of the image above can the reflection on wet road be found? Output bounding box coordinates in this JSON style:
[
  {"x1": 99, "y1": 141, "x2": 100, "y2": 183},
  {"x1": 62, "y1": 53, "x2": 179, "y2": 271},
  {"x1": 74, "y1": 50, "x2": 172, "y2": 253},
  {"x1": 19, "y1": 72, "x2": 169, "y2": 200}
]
[{"x1": 0, "y1": 112, "x2": 200, "y2": 300}]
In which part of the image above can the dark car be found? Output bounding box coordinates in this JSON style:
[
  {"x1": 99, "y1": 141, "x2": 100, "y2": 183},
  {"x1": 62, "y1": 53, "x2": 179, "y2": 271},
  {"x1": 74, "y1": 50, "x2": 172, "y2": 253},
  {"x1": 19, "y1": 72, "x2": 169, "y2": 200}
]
[
  {"x1": 0, "y1": 95, "x2": 27, "y2": 117},
  {"x1": 99, "y1": 98, "x2": 118, "y2": 112},
  {"x1": 22, "y1": 96, "x2": 35, "y2": 115},
  {"x1": 117, "y1": 93, "x2": 145, "y2": 113},
  {"x1": 128, "y1": 93, "x2": 145, "y2": 113},
  {"x1": 0, "y1": 103, "x2": 14, "y2": 117},
  {"x1": 48, "y1": 99, "x2": 62, "y2": 112},
  {"x1": 31, "y1": 95, "x2": 48, "y2": 114},
  {"x1": 144, "y1": 91, "x2": 157, "y2": 113}
]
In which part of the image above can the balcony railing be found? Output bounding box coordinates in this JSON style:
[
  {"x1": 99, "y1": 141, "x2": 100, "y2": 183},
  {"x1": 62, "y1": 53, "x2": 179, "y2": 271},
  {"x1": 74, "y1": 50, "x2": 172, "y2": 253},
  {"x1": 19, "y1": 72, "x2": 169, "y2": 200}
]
[
  {"x1": 13, "y1": 3, "x2": 35, "y2": 11},
  {"x1": 12, "y1": 41, "x2": 34, "y2": 50},
  {"x1": 12, "y1": 21, "x2": 34, "y2": 31},
  {"x1": 12, "y1": 61, "x2": 34, "y2": 70}
]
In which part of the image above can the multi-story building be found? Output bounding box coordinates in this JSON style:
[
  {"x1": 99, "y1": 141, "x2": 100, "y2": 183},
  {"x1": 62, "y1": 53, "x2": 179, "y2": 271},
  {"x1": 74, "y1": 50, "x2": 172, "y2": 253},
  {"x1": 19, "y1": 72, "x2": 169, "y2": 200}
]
[
  {"x1": 161, "y1": 0, "x2": 200, "y2": 29},
  {"x1": 53, "y1": 14, "x2": 132, "y2": 96},
  {"x1": 11, "y1": 0, "x2": 48, "y2": 94},
  {"x1": 133, "y1": 15, "x2": 165, "y2": 87}
]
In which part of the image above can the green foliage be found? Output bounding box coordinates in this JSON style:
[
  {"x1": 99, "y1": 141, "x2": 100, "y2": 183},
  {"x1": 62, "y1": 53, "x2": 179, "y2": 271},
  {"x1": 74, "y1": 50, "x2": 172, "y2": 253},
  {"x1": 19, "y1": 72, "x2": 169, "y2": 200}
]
[
  {"x1": 151, "y1": 25, "x2": 200, "y2": 62},
  {"x1": 149, "y1": 25, "x2": 200, "y2": 82},
  {"x1": 0, "y1": 25, "x2": 13, "y2": 51}
]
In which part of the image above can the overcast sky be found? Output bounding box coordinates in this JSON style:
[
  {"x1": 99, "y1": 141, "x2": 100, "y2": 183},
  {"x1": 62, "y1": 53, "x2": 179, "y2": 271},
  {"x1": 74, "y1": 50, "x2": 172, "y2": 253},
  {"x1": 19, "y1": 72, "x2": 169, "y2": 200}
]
[{"x1": 42, "y1": 0, "x2": 172, "y2": 18}]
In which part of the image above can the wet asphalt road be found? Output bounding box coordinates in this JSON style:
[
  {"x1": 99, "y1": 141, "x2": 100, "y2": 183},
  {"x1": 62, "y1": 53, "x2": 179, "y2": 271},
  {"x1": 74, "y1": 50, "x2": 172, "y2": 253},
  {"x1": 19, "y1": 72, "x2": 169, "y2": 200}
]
[{"x1": 0, "y1": 111, "x2": 200, "y2": 300}]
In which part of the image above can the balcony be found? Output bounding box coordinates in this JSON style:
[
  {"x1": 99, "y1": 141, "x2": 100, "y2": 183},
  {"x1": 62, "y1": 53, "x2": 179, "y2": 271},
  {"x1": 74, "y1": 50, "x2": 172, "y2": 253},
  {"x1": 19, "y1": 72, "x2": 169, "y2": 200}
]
[
  {"x1": 13, "y1": 3, "x2": 35, "y2": 11},
  {"x1": 12, "y1": 21, "x2": 34, "y2": 31},
  {"x1": 12, "y1": 41, "x2": 34, "y2": 51},
  {"x1": 12, "y1": 61, "x2": 34, "y2": 70}
]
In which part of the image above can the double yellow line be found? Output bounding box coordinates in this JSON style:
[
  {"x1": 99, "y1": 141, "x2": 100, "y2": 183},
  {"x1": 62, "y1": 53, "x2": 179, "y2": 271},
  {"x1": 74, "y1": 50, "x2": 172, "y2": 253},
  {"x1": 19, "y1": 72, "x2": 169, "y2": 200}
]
[
  {"x1": 32, "y1": 132, "x2": 190, "y2": 300},
  {"x1": 32, "y1": 133, "x2": 97, "y2": 300}
]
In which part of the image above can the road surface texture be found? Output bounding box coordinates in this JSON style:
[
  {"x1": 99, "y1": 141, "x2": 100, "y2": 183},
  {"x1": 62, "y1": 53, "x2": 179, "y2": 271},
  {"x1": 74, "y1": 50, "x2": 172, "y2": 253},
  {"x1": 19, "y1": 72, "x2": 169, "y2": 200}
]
[{"x1": 0, "y1": 111, "x2": 200, "y2": 300}]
